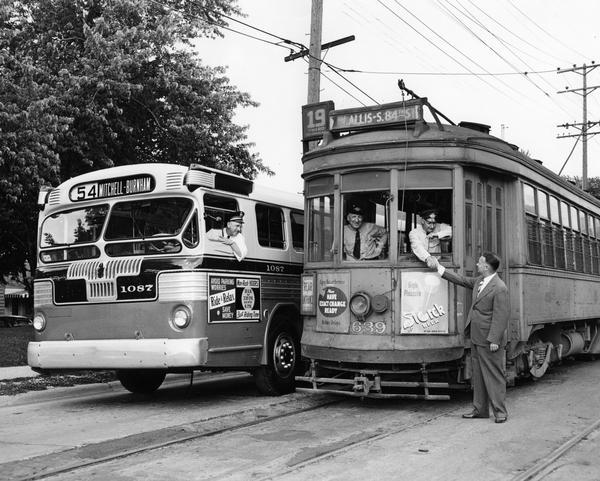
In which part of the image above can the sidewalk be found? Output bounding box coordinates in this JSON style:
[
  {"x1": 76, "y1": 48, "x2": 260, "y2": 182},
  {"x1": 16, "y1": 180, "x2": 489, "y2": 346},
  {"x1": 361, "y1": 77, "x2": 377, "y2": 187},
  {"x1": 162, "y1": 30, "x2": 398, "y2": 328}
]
[{"x1": 0, "y1": 365, "x2": 39, "y2": 381}]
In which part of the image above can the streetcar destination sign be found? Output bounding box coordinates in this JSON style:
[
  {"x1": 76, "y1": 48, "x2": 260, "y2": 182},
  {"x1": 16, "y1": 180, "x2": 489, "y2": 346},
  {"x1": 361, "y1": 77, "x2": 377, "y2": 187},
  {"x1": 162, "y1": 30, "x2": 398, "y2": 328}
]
[
  {"x1": 329, "y1": 99, "x2": 424, "y2": 133},
  {"x1": 70, "y1": 174, "x2": 155, "y2": 201}
]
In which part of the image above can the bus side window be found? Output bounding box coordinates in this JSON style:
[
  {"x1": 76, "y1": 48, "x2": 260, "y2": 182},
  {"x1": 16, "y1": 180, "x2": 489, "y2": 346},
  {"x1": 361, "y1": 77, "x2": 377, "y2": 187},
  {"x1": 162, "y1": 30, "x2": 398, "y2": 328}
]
[
  {"x1": 291, "y1": 210, "x2": 304, "y2": 250},
  {"x1": 183, "y1": 211, "x2": 199, "y2": 248},
  {"x1": 203, "y1": 194, "x2": 238, "y2": 231},
  {"x1": 256, "y1": 204, "x2": 285, "y2": 249}
]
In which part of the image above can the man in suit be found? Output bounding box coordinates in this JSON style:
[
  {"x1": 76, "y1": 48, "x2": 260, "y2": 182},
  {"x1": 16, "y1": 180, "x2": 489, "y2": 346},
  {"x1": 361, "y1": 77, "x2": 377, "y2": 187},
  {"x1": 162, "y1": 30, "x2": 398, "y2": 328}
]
[{"x1": 429, "y1": 252, "x2": 509, "y2": 423}]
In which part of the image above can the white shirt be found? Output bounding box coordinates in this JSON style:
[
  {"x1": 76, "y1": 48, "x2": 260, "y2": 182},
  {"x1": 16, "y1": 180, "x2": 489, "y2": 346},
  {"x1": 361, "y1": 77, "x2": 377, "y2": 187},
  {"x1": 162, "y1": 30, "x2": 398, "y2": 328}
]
[
  {"x1": 206, "y1": 228, "x2": 248, "y2": 261},
  {"x1": 409, "y1": 223, "x2": 452, "y2": 261}
]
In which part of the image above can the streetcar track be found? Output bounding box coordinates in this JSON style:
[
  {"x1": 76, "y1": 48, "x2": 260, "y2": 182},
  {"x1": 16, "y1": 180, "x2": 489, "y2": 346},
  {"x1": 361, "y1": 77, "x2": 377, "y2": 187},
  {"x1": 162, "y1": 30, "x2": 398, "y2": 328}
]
[
  {"x1": 1, "y1": 395, "x2": 342, "y2": 481},
  {"x1": 510, "y1": 416, "x2": 600, "y2": 481},
  {"x1": 252, "y1": 405, "x2": 465, "y2": 481}
]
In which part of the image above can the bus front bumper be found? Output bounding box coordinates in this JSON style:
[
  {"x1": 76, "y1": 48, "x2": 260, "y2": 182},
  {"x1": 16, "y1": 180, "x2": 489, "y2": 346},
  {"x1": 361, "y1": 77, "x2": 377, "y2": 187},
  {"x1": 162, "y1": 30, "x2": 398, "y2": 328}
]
[{"x1": 27, "y1": 338, "x2": 208, "y2": 370}]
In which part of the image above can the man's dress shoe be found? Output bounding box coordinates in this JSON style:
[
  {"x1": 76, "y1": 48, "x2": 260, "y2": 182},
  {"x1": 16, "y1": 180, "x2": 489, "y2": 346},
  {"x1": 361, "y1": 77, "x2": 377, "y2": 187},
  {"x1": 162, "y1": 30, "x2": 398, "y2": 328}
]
[
  {"x1": 462, "y1": 412, "x2": 489, "y2": 419},
  {"x1": 495, "y1": 417, "x2": 507, "y2": 424}
]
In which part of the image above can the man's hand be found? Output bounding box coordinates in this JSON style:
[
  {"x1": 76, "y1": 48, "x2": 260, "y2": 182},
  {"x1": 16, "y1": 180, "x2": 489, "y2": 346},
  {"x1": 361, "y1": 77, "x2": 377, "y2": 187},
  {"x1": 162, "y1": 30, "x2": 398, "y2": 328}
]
[
  {"x1": 489, "y1": 343, "x2": 499, "y2": 352},
  {"x1": 426, "y1": 256, "x2": 438, "y2": 269}
]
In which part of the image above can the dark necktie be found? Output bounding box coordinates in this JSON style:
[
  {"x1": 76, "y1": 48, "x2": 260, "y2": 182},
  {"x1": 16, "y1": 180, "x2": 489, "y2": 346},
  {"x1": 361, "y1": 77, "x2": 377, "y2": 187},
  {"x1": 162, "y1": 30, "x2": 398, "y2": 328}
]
[{"x1": 353, "y1": 229, "x2": 361, "y2": 259}]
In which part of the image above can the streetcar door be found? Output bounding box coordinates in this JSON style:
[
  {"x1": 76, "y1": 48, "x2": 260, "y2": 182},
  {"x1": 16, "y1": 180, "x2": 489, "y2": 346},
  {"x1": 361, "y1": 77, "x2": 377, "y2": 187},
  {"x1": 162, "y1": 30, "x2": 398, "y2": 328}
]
[{"x1": 463, "y1": 173, "x2": 506, "y2": 285}]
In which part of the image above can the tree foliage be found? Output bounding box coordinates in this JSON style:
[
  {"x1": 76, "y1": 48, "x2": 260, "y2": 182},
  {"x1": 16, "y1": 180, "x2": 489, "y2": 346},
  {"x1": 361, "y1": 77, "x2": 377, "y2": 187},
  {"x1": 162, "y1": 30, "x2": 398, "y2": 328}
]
[
  {"x1": 562, "y1": 175, "x2": 600, "y2": 200},
  {"x1": 0, "y1": 0, "x2": 271, "y2": 287}
]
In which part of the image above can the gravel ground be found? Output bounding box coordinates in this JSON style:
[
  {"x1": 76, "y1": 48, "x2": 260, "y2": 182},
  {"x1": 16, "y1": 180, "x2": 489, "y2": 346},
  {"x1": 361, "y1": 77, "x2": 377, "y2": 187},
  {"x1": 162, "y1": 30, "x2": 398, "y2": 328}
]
[{"x1": 0, "y1": 371, "x2": 117, "y2": 396}]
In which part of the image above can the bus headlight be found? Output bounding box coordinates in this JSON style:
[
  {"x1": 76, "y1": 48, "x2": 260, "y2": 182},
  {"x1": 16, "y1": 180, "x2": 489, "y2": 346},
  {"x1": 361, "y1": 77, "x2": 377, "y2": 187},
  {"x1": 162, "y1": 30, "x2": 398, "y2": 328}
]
[
  {"x1": 33, "y1": 314, "x2": 46, "y2": 332},
  {"x1": 171, "y1": 306, "x2": 191, "y2": 330},
  {"x1": 350, "y1": 292, "x2": 371, "y2": 320}
]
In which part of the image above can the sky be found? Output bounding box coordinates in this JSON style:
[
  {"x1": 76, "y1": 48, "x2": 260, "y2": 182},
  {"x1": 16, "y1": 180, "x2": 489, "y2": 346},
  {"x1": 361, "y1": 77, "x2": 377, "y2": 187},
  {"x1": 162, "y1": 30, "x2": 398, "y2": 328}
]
[{"x1": 194, "y1": 0, "x2": 600, "y2": 194}]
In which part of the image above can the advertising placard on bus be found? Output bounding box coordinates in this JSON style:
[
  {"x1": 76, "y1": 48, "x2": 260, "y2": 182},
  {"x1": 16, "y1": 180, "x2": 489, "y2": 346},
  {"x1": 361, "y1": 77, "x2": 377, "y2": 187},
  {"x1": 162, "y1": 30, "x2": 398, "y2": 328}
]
[
  {"x1": 400, "y1": 272, "x2": 449, "y2": 334},
  {"x1": 208, "y1": 274, "x2": 261, "y2": 323}
]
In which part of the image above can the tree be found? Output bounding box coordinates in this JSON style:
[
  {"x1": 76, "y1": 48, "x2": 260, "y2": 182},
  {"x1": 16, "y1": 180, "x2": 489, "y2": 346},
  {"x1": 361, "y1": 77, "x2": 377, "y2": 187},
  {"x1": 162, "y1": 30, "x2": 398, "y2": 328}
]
[
  {"x1": 562, "y1": 175, "x2": 600, "y2": 200},
  {"x1": 0, "y1": 0, "x2": 271, "y2": 288}
]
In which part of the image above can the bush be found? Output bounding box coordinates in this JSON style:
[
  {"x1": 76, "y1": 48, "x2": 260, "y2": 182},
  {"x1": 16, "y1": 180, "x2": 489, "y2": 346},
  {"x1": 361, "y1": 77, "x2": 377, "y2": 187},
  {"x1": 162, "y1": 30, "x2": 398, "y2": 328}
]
[{"x1": 0, "y1": 326, "x2": 34, "y2": 367}]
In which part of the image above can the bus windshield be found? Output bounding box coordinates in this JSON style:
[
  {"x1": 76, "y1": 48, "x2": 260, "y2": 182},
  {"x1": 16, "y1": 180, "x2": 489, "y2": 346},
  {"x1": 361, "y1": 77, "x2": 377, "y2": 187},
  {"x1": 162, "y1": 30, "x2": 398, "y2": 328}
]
[
  {"x1": 105, "y1": 198, "x2": 193, "y2": 240},
  {"x1": 41, "y1": 205, "x2": 109, "y2": 247}
]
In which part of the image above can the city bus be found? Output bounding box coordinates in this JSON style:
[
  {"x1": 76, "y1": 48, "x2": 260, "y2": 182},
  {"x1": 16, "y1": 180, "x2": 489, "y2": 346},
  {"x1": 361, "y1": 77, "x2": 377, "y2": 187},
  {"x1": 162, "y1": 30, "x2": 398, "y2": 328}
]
[
  {"x1": 29, "y1": 163, "x2": 304, "y2": 395},
  {"x1": 296, "y1": 97, "x2": 600, "y2": 399}
]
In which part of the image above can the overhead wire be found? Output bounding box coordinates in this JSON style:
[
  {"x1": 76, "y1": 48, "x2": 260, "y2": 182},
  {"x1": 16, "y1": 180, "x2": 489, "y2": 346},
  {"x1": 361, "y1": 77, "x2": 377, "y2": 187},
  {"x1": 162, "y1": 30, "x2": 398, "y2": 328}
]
[
  {"x1": 506, "y1": 0, "x2": 589, "y2": 61},
  {"x1": 382, "y1": 0, "x2": 521, "y2": 102},
  {"x1": 436, "y1": 0, "x2": 551, "y2": 99}
]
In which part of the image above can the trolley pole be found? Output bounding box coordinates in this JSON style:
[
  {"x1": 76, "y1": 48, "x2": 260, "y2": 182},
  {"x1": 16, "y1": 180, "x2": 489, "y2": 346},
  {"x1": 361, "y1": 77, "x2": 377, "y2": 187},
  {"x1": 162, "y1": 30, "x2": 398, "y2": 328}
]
[{"x1": 557, "y1": 62, "x2": 600, "y2": 191}]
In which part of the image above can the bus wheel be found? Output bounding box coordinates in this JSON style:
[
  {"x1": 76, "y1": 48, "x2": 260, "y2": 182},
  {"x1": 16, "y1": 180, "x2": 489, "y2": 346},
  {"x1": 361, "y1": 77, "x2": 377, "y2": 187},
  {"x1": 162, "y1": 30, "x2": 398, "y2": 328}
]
[
  {"x1": 116, "y1": 369, "x2": 166, "y2": 394},
  {"x1": 254, "y1": 321, "x2": 299, "y2": 396}
]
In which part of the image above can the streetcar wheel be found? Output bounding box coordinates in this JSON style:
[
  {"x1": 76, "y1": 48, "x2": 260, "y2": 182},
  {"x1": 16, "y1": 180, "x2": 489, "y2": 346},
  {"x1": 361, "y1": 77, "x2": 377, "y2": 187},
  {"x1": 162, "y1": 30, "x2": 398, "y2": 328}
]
[
  {"x1": 116, "y1": 369, "x2": 166, "y2": 394},
  {"x1": 254, "y1": 321, "x2": 300, "y2": 396}
]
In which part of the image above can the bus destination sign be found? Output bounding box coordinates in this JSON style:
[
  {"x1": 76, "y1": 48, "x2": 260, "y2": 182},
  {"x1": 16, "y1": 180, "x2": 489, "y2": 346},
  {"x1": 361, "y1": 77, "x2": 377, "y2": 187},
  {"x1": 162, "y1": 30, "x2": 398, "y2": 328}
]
[
  {"x1": 330, "y1": 100, "x2": 424, "y2": 133},
  {"x1": 70, "y1": 174, "x2": 155, "y2": 202}
]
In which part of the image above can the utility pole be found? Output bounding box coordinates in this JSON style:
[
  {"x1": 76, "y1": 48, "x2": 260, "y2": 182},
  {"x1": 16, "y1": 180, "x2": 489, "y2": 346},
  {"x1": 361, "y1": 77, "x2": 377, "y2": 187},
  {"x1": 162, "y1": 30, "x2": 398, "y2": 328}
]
[
  {"x1": 307, "y1": 0, "x2": 323, "y2": 104},
  {"x1": 557, "y1": 62, "x2": 600, "y2": 191}
]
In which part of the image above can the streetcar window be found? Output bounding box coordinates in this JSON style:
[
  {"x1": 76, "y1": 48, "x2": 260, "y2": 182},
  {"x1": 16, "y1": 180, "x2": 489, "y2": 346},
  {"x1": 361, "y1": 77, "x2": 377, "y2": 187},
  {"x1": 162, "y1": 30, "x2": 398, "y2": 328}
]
[
  {"x1": 571, "y1": 206, "x2": 580, "y2": 231},
  {"x1": 561, "y1": 202, "x2": 570, "y2": 228},
  {"x1": 398, "y1": 189, "x2": 452, "y2": 261},
  {"x1": 256, "y1": 204, "x2": 285, "y2": 249},
  {"x1": 579, "y1": 210, "x2": 588, "y2": 235},
  {"x1": 523, "y1": 184, "x2": 536, "y2": 214},
  {"x1": 290, "y1": 210, "x2": 304, "y2": 250},
  {"x1": 342, "y1": 191, "x2": 389, "y2": 261},
  {"x1": 537, "y1": 191, "x2": 549, "y2": 220},
  {"x1": 549, "y1": 197, "x2": 560, "y2": 224},
  {"x1": 308, "y1": 195, "x2": 334, "y2": 263}
]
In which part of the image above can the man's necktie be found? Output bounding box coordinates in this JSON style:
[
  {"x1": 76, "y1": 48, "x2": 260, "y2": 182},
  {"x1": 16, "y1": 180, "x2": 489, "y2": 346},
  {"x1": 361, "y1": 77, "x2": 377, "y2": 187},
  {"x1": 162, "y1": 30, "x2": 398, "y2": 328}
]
[
  {"x1": 353, "y1": 229, "x2": 361, "y2": 259},
  {"x1": 477, "y1": 280, "x2": 484, "y2": 295}
]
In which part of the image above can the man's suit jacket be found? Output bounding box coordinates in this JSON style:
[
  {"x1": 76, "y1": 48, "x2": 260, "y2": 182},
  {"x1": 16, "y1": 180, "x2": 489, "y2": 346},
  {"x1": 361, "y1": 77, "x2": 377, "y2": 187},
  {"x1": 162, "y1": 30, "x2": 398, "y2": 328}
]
[{"x1": 442, "y1": 270, "x2": 510, "y2": 347}]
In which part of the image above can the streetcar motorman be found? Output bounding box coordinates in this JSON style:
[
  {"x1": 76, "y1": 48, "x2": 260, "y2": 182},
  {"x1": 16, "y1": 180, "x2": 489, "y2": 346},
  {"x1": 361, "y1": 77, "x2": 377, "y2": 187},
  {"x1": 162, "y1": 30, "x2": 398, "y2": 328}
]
[
  {"x1": 343, "y1": 204, "x2": 388, "y2": 260},
  {"x1": 207, "y1": 211, "x2": 248, "y2": 261},
  {"x1": 409, "y1": 208, "x2": 452, "y2": 268}
]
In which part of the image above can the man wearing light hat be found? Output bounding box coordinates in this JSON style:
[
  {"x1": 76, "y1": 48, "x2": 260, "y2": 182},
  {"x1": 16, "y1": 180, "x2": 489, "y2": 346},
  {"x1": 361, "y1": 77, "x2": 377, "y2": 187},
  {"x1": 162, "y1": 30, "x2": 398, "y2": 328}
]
[
  {"x1": 207, "y1": 211, "x2": 248, "y2": 261},
  {"x1": 343, "y1": 204, "x2": 388, "y2": 260},
  {"x1": 409, "y1": 208, "x2": 452, "y2": 268}
]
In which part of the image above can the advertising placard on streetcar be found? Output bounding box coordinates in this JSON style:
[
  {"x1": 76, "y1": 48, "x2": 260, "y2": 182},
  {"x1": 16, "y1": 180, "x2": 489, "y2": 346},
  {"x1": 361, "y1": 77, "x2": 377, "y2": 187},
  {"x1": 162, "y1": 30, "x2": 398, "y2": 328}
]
[
  {"x1": 316, "y1": 272, "x2": 350, "y2": 333},
  {"x1": 400, "y1": 272, "x2": 449, "y2": 334},
  {"x1": 208, "y1": 274, "x2": 261, "y2": 323}
]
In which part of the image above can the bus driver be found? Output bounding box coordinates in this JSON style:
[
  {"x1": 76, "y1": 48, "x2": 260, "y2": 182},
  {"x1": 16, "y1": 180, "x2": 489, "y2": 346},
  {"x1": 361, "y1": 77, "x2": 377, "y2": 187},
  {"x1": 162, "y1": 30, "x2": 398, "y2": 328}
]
[
  {"x1": 343, "y1": 204, "x2": 388, "y2": 260},
  {"x1": 207, "y1": 211, "x2": 248, "y2": 261},
  {"x1": 409, "y1": 208, "x2": 452, "y2": 268}
]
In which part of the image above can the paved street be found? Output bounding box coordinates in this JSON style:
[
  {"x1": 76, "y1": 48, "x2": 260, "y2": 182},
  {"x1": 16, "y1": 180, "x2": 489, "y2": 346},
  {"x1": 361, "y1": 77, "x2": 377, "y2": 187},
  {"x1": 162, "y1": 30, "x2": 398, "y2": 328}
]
[{"x1": 1, "y1": 359, "x2": 599, "y2": 481}]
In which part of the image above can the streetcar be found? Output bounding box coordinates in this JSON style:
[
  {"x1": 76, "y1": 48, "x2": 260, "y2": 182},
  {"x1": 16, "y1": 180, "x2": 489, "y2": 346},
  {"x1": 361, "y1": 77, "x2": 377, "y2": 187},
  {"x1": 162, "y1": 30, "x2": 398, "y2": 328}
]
[
  {"x1": 29, "y1": 163, "x2": 304, "y2": 395},
  {"x1": 296, "y1": 94, "x2": 600, "y2": 399}
]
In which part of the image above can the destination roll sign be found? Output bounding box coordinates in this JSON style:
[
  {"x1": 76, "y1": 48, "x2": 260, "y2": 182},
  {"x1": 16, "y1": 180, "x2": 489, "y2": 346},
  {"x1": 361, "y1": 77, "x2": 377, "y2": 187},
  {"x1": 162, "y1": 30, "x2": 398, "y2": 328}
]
[
  {"x1": 70, "y1": 174, "x2": 155, "y2": 202},
  {"x1": 329, "y1": 99, "x2": 424, "y2": 133}
]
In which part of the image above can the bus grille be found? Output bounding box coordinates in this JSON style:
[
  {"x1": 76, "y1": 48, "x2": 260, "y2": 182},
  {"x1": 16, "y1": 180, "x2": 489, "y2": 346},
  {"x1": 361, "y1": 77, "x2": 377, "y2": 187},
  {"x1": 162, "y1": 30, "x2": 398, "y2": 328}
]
[
  {"x1": 166, "y1": 172, "x2": 184, "y2": 190},
  {"x1": 88, "y1": 281, "x2": 115, "y2": 299},
  {"x1": 34, "y1": 281, "x2": 53, "y2": 307},
  {"x1": 158, "y1": 272, "x2": 208, "y2": 301},
  {"x1": 67, "y1": 258, "x2": 142, "y2": 280},
  {"x1": 47, "y1": 189, "x2": 61, "y2": 205}
]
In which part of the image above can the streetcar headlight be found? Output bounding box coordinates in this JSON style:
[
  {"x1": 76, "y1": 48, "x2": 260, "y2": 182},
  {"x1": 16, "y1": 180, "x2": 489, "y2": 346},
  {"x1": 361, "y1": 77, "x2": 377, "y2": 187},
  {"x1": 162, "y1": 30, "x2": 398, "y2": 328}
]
[
  {"x1": 33, "y1": 314, "x2": 46, "y2": 332},
  {"x1": 171, "y1": 306, "x2": 191, "y2": 330},
  {"x1": 350, "y1": 292, "x2": 371, "y2": 320}
]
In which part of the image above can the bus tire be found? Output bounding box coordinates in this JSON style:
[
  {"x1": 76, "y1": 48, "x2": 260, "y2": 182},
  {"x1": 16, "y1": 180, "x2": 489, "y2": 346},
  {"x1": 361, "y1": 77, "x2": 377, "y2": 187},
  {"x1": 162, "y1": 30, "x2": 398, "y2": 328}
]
[
  {"x1": 117, "y1": 369, "x2": 166, "y2": 394},
  {"x1": 254, "y1": 320, "x2": 300, "y2": 396}
]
